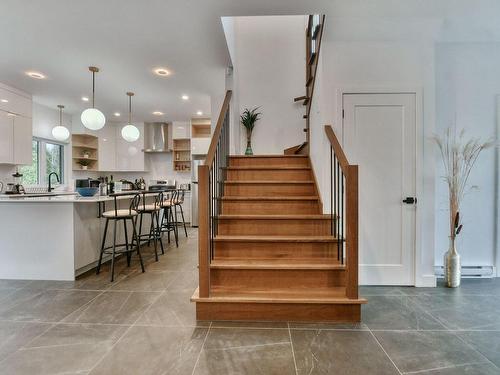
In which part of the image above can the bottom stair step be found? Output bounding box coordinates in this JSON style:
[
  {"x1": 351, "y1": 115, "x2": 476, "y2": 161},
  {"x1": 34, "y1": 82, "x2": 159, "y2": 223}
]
[{"x1": 191, "y1": 288, "x2": 366, "y2": 322}]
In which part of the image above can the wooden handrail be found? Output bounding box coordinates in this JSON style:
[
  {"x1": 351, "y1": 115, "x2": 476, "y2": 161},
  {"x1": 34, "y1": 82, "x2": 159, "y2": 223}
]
[
  {"x1": 325, "y1": 125, "x2": 349, "y2": 173},
  {"x1": 205, "y1": 90, "x2": 232, "y2": 166},
  {"x1": 325, "y1": 124, "x2": 358, "y2": 300}
]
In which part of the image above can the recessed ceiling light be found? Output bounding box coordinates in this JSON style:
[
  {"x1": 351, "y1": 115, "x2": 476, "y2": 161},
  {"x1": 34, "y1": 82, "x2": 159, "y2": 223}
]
[
  {"x1": 181, "y1": 95, "x2": 189, "y2": 100},
  {"x1": 114, "y1": 112, "x2": 121, "y2": 117},
  {"x1": 153, "y1": 111, "x2": 164, "y2": 116},
  {"x1": 196, "y1": 111, "x2": 203, "y2": 116},
  {"x1": 81, "y1": 96, "x2": 89, "y2": 102},
  {"x1": 26, "y1": 71, "x2": 46, "y2": 79},
  {"x1": 154, "y1": 68, "x2": 170, "y2": 76},
  {"x1": 0, "y1": 99, "x2": 8, "y2": 103}
]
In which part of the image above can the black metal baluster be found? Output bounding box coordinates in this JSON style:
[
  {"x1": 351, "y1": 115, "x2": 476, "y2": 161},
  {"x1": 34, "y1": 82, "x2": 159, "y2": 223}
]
[
  {"x1": 336, "y1": 160, "x2": 341, "y2": 262},
  {"x1": 341, "y1": 172, "x2": 344, "y2": 265},
  {"x1": 330, "y1": 147, "x2": 333, "y2": 237}
]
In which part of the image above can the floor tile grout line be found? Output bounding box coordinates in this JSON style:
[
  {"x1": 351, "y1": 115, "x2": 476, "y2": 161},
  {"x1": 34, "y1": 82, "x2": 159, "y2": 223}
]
[
  {"x1": 368, "y1": 329, "x2": 403, "y2": 375},
  {"x1": 451, "y1": 331, "x2": 500, "y2": 370},
  {"x1": 59, "y1": 290, "x2": 107, "y2": 323},
  {"x1": 86, "y1": 288, "x2": 164, "y2": 373},
  {"x1": 288, "y1": 322, "x2": 299, "y2": 375},
  {"x1": 131, "y1": 290, "x2": 166, "y2": 327},
  {"x1": 191, "y1": 321, "x2": 212, "y2": 375},
  {"x1": 402, "y1": 360, "x2": 491, "y2": 374}
]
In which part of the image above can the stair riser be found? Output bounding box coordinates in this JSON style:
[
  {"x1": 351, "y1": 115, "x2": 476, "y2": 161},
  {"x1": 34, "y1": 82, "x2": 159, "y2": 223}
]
[
  {"x1": 196, "y1": 302, "x2": 361, "y2": 322},
  {"x1": 229, "y1": 157, "x2": 309, "y2": 167},
  {"x1": 218, "y1": 218, "x2": 331, "y2": 236},
  {"x1": 226, "y1": 169, "x2": 313, "y2": 181},
  {"x1": 211, "y1": 269, "x2": 345, "y2": 289},
  {"x1": 214, "y1": 241, "x2": 340, "y2": 259},
  {"x1": 221, "y1": 200, "x2": 321, "y2": 215},
  {"x1": 224, "y1": 183, "x2": 316, "y2": 197}
]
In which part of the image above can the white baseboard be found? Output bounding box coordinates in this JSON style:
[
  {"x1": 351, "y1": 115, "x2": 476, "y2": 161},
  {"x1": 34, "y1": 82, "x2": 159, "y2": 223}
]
[{"x1": 416, "y1": 274, "x2": 437, "y2": 287}]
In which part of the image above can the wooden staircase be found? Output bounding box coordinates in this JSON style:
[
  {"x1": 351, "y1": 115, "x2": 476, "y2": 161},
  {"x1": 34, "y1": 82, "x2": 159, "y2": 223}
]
[{"x1": 192, "y1": 154, "x2": 366, "y2": 322}]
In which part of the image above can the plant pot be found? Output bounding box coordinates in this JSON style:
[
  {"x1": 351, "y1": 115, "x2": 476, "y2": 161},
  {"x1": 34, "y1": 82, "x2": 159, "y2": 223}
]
[
  {"x1": 81, "y1": 166, "x2": 88, "y2": 170},
  {"x1": 444, "y1": 236, "x2": 461, "y2": 288}
]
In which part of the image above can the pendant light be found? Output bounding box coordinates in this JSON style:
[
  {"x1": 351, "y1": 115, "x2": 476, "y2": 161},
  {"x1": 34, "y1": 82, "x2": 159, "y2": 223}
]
[
  {"x1": 121, "y1": 92, "x2": 140, "y2": 142},
  {"x1": 81, "y1": 66, "x2": 106, "y2": 130},
  {"x1": 52, "y1": 105, "x2": 70, "y2": 141}
]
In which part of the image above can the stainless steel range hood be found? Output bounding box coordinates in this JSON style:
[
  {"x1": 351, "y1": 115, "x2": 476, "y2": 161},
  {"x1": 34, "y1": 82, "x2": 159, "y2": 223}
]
[{"x1": 143, "y1": 122, "x2": 172, "y2": 153}]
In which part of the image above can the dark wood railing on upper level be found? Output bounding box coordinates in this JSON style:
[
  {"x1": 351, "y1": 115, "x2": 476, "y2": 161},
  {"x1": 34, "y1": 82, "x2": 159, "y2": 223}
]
[
  {"x1": 198, "y1": 90, "x2": 232, "y2": 298},
  {"x1": 325, "y1": 125, "x2": 359, "y2": 299},
  {"x1": 291, "y1": 14, "x2": 325, "y2": 154}
]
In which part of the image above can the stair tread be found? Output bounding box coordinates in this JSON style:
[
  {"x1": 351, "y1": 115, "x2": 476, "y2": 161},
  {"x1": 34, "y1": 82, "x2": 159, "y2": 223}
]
[
  {"x1": 210, "y1": 259, "x2": 343, "y2": 270},
  {"x1": 192, "y1": 287, "x2": 367, "y2": 304},
  {"x1": 230, "y1": 155, "x2": 308, "y2": 158},
  {"x1": 220, "y1": 196, "x2": 320, "y2": 201},
  {"x1": 214, "y1": 235, "x2": 339, "y2": 242},
  {"x1": 218, "y1": 214, "x2": 331, "y2": 220},
  {"x1": 225, "y1": 180, "x2": 314, "y2": 184},
  {"x1": 224, "y1": 166, "x2": 311, "y2": 170}
]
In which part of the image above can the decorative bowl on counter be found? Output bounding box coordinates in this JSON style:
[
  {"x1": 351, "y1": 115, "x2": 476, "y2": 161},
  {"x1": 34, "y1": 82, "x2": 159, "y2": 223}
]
[{"x1": 76, "y1": 187, "x2": 98, "y2": 197}]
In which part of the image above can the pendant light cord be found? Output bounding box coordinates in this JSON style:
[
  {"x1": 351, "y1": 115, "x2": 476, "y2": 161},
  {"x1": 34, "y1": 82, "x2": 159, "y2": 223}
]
[
  {"x1": 129, "y1": 94, "x2": 132, "y2": 124},
  {"x1": 59, "y1": 106, "x2": 62, "y2": 125},
  {"x1": 92, "y1": 71, "x2": 95, "y2": 108}
]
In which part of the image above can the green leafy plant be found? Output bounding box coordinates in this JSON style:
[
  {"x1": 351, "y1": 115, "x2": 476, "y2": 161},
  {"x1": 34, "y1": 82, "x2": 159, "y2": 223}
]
[
  {"x1": 77, "y1": 159, "x2": 92, "y2": 167},
  {"x1": 240, "y1": 107, "x2": 261, "y2": 155}
]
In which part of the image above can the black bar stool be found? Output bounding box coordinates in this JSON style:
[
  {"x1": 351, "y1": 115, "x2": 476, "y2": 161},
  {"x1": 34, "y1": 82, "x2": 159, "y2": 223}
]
[
  {"x1": 136, "y1": 192, "x2": 164, "y2": 261},
  {"x1": 174, "y1": 189, "x2": 188, "y2": 238},
  {"x1": 96, "y1": 193, "x2": 144, "y2": 281},
  {"x1": 160, "y1": 190, "x2": 179, "y2": 247}
]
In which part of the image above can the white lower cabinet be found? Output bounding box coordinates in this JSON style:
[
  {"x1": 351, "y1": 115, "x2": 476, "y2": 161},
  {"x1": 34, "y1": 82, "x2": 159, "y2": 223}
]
[{"x1": 0, "y1": 110, "x2": 32, "y2": 165}]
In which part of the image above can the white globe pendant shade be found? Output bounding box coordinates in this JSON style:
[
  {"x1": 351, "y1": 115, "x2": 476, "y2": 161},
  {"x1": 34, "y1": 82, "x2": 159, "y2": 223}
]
[
  {"x1": 51, "y1": 125, "x2": 70, "y2": 141},
  {"x1": 121, "y1": 124, "x2": 140, "y2": 142},
  {"x1": 81, "y1": 108, "x2": 106, "y2": 130}
]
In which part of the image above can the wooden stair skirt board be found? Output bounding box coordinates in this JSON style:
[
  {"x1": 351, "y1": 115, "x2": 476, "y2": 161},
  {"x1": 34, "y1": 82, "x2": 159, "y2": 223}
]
[
  {"x1": 192, "y1": 288, "x2": 365, "y2": 322},
  {"x1": 195, "y1": 154, "x2": 363, "y2": 322}
]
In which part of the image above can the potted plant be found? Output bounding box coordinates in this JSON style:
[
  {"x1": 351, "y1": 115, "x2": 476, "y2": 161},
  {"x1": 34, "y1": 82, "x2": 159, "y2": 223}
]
[
  {"x1": 77, "y1": 159, "x2": 91, "y2": 170},
  {"x1": 433, "y1": 128, "x2": 495, "y2": 287},
  {"x1": 241, "y1": 107, "x2": 261, "y2": 155}
]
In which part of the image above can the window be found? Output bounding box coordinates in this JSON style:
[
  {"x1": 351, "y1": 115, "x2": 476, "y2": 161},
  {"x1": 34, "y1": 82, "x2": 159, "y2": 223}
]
[{"x1": 20, "y1": 138, "x2": 64, "y2": 185}]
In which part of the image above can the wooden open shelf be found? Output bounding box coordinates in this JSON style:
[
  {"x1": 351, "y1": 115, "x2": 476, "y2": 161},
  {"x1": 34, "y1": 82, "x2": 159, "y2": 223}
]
[
  {"x1": 72, "y1": 134, "x2": 99, "y2": 171},
  {"x1": 192, "y1": 119, "x2": 211, "y2": 138},
  {"x1": 173, "y1": 139, "x2": 191, "y2": 172}
]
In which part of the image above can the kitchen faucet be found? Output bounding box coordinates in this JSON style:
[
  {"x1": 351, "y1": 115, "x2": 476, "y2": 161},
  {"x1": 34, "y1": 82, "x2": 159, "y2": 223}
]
[{"x1": 48, "y1": 172, "x2": 60, "y2": 192}]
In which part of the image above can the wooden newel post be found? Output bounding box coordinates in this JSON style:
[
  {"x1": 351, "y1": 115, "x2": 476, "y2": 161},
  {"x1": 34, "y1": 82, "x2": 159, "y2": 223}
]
[
  {"x1": 345, "y1": 165, "x2": 358, "y2": 299},
  {"x1": 198, "y1": 164, "x2": 210, "y2": 298}
]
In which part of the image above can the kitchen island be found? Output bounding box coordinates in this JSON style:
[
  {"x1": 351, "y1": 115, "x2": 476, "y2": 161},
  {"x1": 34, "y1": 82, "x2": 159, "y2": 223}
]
[{"x1": 0, "y1": 193, "x2": 155, "y2": 280}]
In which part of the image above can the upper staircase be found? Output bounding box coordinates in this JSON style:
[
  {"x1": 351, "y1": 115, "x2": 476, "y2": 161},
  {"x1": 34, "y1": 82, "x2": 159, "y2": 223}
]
[{"x1": 192, "y1": 151, "x2": 366, "y2": 322}]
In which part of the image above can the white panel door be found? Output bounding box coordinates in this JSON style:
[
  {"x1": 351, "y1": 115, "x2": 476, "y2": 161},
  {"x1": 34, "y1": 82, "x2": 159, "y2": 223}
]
[{"x1": 343, "y1": 93, "x2": 416, "y2": 285}]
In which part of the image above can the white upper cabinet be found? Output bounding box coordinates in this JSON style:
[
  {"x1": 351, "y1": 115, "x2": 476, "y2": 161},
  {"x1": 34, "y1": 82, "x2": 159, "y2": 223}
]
[
  {"x1": 0, "y1": 84, "x2": 32, "y2": 118},
  {"x1": 13, "y1": 115, "x2": 32, "y2": 165},
  {"x1": 96, "y1": 125, "x2": 116, "y2": 171},
  {"x1": 191, "y1": 137, "x2": 210, "y2": 155},
  {"x1": 94, "y1": 123, "x2": 145, "y2": 172},
  {"x1": 0, "y1": 111, "x2": 14, "y2": 163},
  {"x1": 115, "y1": 123, "x2": 145, "y2": 171},
  {"x1": 172, "y1": 121, "x2": 190, "y2": 139}
]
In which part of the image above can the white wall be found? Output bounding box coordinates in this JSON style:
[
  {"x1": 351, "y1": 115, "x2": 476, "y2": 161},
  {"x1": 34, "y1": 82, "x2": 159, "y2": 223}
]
[
  {"x1": 226, "y1": 15, "x2": 307, "y2": 154},
  {"x1": 435, "y1": 43, "x2": 500, "y2": 269}
]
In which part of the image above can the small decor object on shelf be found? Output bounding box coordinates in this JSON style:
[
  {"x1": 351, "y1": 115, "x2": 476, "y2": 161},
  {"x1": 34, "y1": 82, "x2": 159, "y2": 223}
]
[
  {"x1": 77, "y1": 159, "x2": 91, "y2": 170},
  {"x1": 240, "y1": 107, "x2": 261, "y2": 155},
  {"x1": 433, "y1": 127, "x2": 495, "y2": 287},
  {"x1": 82, "y1": 150, "x2": 90, "y2": 159}
]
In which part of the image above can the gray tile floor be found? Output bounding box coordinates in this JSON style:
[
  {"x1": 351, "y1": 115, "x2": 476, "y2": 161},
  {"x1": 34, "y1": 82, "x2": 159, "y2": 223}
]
[{"x1": 0, "y1": 229, "x2": 499, "y2": 374}]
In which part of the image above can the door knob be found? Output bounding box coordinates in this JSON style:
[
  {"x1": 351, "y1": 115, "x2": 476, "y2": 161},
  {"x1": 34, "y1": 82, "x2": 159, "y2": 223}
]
[{"x1": 402, "y1": 197, "x2": 417, "y2": 204}]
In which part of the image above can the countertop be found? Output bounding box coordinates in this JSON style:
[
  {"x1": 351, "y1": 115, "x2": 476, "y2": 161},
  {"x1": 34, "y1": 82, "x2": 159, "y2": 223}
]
[{"x1": 0, "y1": 189, "x2": 191, "y2": 203}]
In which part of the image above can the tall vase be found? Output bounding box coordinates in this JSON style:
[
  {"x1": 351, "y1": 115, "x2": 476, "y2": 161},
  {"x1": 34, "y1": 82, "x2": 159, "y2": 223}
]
[
  {"x1": 245, "y1": 133, "x2": 253, "y2": 155},
  {"x1": 444, "y1": 236, "x2": 461, "y2": 288}
]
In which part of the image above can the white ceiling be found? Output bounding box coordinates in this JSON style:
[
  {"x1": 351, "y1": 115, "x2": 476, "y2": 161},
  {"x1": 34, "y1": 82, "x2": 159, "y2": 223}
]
[{"x1": 1, "y1": 0, "x2": 498, "y2": 123}]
